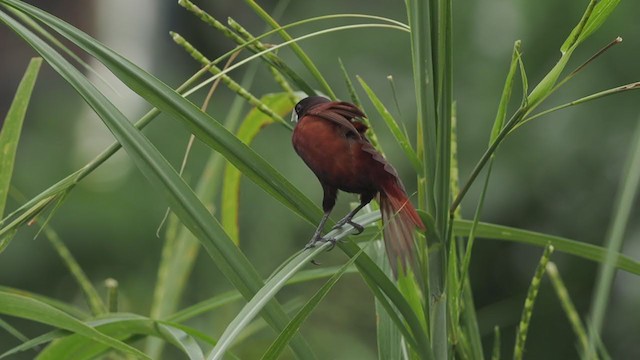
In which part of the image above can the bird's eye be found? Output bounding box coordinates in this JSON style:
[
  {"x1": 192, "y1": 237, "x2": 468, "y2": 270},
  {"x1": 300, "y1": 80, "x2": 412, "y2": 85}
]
[{"x1": 295, "y1": 104, "x2": 302, "y2": 113}]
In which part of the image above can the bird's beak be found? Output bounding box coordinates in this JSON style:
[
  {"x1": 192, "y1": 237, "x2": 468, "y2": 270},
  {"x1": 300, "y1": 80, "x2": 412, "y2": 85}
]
[{"x1": 290, "y1": 111, "x2": 299, "y2": 123}]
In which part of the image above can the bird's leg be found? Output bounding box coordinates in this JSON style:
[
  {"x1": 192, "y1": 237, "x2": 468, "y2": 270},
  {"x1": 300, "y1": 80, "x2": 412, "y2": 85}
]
[
  {"x1": 332, "y1": 203, "x2": 367, "y2": 234},
  {"x1": 332, "y1": 192, "x2": 375, "y2": 235},
  {"x1": 304, "y1": 184, "x2": 339, "y2": 250},
  {"x1": 304, "y1": 210, "x2": 332, "y2": 249}
]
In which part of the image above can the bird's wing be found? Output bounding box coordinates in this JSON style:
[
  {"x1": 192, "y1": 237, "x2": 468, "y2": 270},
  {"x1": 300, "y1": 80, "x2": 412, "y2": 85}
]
[
  {"x1": 360, "y1": 141, "x2": 402, "y2": 185},
  {"x1": 307, "y1": 102, "x2": 365, "y2": 138}
]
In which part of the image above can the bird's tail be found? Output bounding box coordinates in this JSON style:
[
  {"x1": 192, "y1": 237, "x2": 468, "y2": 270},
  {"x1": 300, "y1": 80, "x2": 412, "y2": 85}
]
[{"x1": 379, "y1": 183, "x2": 425, "y2": 277}]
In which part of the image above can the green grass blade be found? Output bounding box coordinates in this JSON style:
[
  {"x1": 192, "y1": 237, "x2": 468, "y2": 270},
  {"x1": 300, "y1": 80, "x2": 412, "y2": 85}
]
[
  {"x1": 516, "y1": 82, "x2": 640, "y2": 129},
  {"x1": 2, "y1": 0, "x2": 321, "y2": 226},
  {"x1": 167, "y1": 265, "x2": 358, "y2": 323},
  {"x1": 560, "y1": 0, "x2": 598, "y2": 53},
  {"x1": 0, "y1": 286, "x2": 89, "y2": 319},
  {"x1": 207, "y1": 235, "x2": 336, "y2": 359},
  {"x1": 36, "y1": 314, "x2": 206, "y2": 360},
  {"x1": 170, "y1": 31, "x2": 290, "y2": 128},
  {"x1": 0, "y1": 329, "x2": 62, "y2": 359},
  {"x1": 0, "y1": 8, "x2": 314, "y2": 358},
  {"x1": 491, "y1": 326, "x2": 500, "y2": 360},
  {"x1": 586, "y1": 116, "x2": 640, "y2": 358},
  {"x1": 178, "y1": 0, "x2": 316, "y2": 96},
  {"x1": 374, "y1": 242, "x2": 404, "y2": 360},
  {"x1": 0, "y1": 292, "x2": 150, "y2": 359},
  {"x1": 453, "y1": 220, "x2": 640, "y2": 275},
  {"x1": 243, "y1": 0, "x2": 336, "y2": 99},
  {"x1": 3, "y1": 5, "x2": 432, "y2": 357},
  {"x1": 0, "y1": 57, "x2": 41, "y2": 219},
  {"x1": 546, "y1": 262, "x2": 591, "y2": 357},
  {"x1": 406, "y1": 0, "x2": 436, "y2": 214},
  {"x1": 490, "y1": 41, "x2": 521, "y2": 141},
  {"x1": 260, "y1": 238, "x2": 368, "y2": 360},
  {"x1": 0, "y1": 64, "x2": 212, "y2": 237},
  {"x1": 357, "y1": 76, "x2": 422, "y2": 173},
  {"x1": 562, "y1": 0, "x2": 621, "y2": 52},
  {"x1": 513, "y1": 244, "x2": 554, "y2": 360},
  {"x1": 221, "y1": 93, "x2": 294, "y2": 243},
  {"x1": 576, "y1": 0, "x2": 620, "y2": 45},
  {"x1": 338, "y1": 58, "x2": 363, "y2": 108},
  {"x1": 0, "y1": 317, "x2": 31, "y2": 349},
  {"x1": 147, "y1": 59, "x2": 263, "y2": 358},
  {"x1": 41, "y1": 224, "x2": 106, "y2": 315}
]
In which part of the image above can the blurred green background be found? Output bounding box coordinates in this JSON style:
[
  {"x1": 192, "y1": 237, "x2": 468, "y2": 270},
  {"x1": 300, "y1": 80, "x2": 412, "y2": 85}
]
[{"x1": 1, "y1": 0, "x2": 639, "y2": 358}]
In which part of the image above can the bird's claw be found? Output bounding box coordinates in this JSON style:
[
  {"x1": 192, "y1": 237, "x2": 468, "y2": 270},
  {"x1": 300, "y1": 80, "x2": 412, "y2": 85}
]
[
  {"x1": 332, "y1": 220, "x2": 365, "y2": 235},
  {"x1": 304, "y1": 236, "x2": 342, "y2": 251}
]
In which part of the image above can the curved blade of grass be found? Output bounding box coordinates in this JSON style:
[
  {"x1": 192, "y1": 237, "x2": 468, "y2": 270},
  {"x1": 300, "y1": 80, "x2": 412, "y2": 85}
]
[
  {"x1": 0, "y1": 317, "x2": 31, "y2": 350},
  {"x1": 2, "y1": 5, "x2": 431, "y2": 356},
  {"x1": 221, "y1": 92, "x2": 294, "y2": 243},
  {"x1": 1, "y1": 330, "x2": 68, "y2": 359},
  {"x1": 167, "y1": 265, "x2": 358, "y2": 323},
  {"x1": 586, "y1": 116, "x2": 640, "y2": 358},
  {"x1": 147, "y1": 58, "x2": 263, "y2": 359},
  {"x1": 490, "y1": 41, "x2": 521, "y2": 141},
  {"x1": 208, "y1": 238, "x2": 333, "y2": 359},
  {"x1": 209, "y1": 213, "x2": 431, "y2": 359},
  {"x1": 178, "y1": 0, "x2": 316, "y2": 97},
  {"x1": 562, "y1": 0, "x2": 620, "y2": 52},
  {"x1": 491, "y1": 326, "x2": 501, "y2": 360},
  {"x1": 546, "y1": 262, "x2": 590, "y2": 357},
  {"x1": 243, "y1": 0, "x2": 335, "y2": 99},
  {"x1": 40, "y1": 224, "x2": 106, "y2": 315},
  {"x1": 260, "y1": 237, "x2": 368, "y2": 360},
  {"x1": 0, "y1": 57, "x2": 41, "y2": 219},
  {"x1": 373, "y1": 241, "x2": 405, "y2": 360},
  {"x1": 36, "y1": 314, "x2": 204, "y2": 360},
  {"x1": 516, "y1": 81, "x2": 640, "y2": 130},
  {"x1": 338, "y1": 233, "x2": 433, "y2": 357},
  {"x1": 208, "y1": 214, "x2": 377, "y2": 359},
  {"x1": 0, "y1": 64, "x2": 213, "y2": 236},
  {"x1": 0, "y1": 292, "x2": 149, "y2": 359},
  {"x1": 339, "y1": 59, "x2": 386, "y2": 151},
  {"x1": 7, "y1": 188, "x2": 105, "y2": 316},
  {"x1": 406, "y1": 0, "x2": 436, "y2": 214},
  {"x1": 456, "y1": 39, "x2": 524, "y2": 338},
  {"x1": 1, "y1": 0, "x2": 322, "y2": 226},
  {"x1": 0, "y1": 8, "x2": 314, "y2": 358},
  {"x1": 0, "y1": 286, "x2": 89, "y2": 320},
  {"x1": 453, "y1": 220, "x2": 640, "y2": 275},
  {"x1": 182, "y1": 23, "x2": 409, "y2": 98},
  {"x1": 357, "y1": 76, "x2": 422, "y2": 173}
]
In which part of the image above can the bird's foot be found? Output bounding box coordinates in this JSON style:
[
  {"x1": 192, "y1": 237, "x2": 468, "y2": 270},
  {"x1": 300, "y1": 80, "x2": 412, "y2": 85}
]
[
  {"x1": 331, "y1": 219, "x2": 365, "y2": 235},
  {"x1": 304, "y1": 236, "x2": 342, "y2": 251}
]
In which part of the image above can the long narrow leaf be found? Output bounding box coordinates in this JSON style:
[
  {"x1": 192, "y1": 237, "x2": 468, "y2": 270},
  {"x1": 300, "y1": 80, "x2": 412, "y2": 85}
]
[
  {"x1": 1, "y1": 0, "x2": 321, "y2": 226},
  {"x1": 260, "y1": 236, "x2": 369, "y2": 359},
  {"x1": 0, "y1": 8, "x2": 314, "y2": 358},
  {"x1": 208, "y1": 213, "x2": 374, "y2": 359},
  {"x1": 36, "y1": 314, "x2": 205, "y2": 360},
  {"x1": 0, "y1": 292, "x2": 149, "y2": 359},
  {"x1": 0, "y1": 57, "x2": 41, "y2": 219},
  {"x1": 453, "y1": 220, "x2": 640, "y2": 275},
  {"x1": 2, "y1": 3, "x2": 435, "y2": 358},
  {"x1": 586, "y1": 116, "x2": 640, "y2": 358},
  {"x1": 357, "y1": 76, "x2": 422, "y2": 173},
  {"x1": 221, "y1": 93, "x2": 294, "y2": 243}
]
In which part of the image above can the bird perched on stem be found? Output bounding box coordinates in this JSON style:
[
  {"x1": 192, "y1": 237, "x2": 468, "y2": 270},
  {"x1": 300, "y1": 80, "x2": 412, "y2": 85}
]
[{"x1": 291, "y1": 96, "x2": 425, "y2": 275}]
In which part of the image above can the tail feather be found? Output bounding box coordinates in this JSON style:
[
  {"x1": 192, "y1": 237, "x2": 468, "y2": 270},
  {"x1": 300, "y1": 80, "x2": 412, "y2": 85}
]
[{"x1": 380, "y1": 187, "x2": 425, "y2": 277}]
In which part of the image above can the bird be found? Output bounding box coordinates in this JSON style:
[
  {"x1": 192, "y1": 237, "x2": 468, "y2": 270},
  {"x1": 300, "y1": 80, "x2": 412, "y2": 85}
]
[{"x1": 291, "y1": 96, "x2": 425, "y2": 275}]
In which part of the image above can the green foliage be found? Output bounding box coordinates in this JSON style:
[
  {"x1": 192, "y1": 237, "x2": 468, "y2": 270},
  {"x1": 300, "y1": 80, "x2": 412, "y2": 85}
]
[{"x1": 0, "y1": 0, "x2": 637, "y2": 358}]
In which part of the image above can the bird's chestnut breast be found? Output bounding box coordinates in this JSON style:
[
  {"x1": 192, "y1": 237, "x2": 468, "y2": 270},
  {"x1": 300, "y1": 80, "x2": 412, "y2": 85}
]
[{"x1": 293, "y1": 116, "x2": 376, "y2": 193}]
